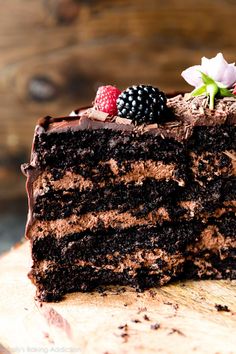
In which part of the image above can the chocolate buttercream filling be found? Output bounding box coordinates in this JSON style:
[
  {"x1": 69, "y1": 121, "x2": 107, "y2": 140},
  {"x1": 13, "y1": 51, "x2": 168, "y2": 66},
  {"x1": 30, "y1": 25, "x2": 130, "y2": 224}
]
[
  {"x1": 27, "y1": 207, "x2": 170, "y2": 240},
  {"x1": 187, "y1": 225, "x2": 236, "y2": 256},
  {"x1": 32, "y1": 160, "x2": 181, "y2": 197},
  {"x1": 179, "y1": 201, "x2": 236, "y2": 219}
]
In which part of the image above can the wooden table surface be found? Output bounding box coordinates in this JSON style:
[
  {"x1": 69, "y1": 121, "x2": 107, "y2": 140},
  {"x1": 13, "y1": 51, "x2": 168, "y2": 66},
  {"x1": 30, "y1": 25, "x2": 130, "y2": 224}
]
[{"x1": 0, "y1": 242, "x2": 236, "y2": 354}]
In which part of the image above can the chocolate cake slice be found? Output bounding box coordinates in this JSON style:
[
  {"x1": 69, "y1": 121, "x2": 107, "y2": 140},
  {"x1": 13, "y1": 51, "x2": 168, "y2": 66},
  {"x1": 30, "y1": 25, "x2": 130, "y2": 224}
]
[{"x1": 22, "y1": 91, "x2": 236, "y2": 302}]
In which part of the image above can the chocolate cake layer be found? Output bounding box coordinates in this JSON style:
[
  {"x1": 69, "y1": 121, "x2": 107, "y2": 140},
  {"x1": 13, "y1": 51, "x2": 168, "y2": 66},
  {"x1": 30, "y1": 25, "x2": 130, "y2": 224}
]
[
  {"x1": 33, "y1": 178, "x2": 179, "y2": 221},
  {"x1": 31, "y1": 175, "x2": 235, "y2": 226},
  {"x1": 189, "y1": 150, "x2": 235, "y2": 183},
  {"x1": 31, "y1": 220, "x2": 204, "y2": 262},
  {"x1": 34, "y1": 123, "x2": 236, "y2": 169},
  {"x1": 172, "y1": 177, "x2": 236, "y2": 220},
  {"x1": 31, "y1": 251, "x2": 236, "y2": 302},
  {"x1": 34, "y1": 129, "x2": 187, "y2": 169},
  {"x1": 23, "y1": 94, "x2": 236, "y2": 301}
]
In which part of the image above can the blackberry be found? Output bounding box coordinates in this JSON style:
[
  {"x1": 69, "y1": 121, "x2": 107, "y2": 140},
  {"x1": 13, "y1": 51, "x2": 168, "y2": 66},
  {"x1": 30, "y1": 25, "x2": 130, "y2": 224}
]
[{"x1": 116, "y1": 85, "x2": 167, "y2": 125}]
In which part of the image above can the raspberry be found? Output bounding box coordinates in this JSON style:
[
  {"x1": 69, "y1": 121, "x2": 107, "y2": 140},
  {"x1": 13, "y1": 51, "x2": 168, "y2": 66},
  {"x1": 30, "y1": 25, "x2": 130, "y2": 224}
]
[
  {"x1": 94, "y1": 85, "x2": 121, "y2": 116},
  {"x1": 117, "y1": 85, "x2": 167, "y2": 125},
  {"x1": 233, "y1": 84, "x2": 236, "y2": 95}
]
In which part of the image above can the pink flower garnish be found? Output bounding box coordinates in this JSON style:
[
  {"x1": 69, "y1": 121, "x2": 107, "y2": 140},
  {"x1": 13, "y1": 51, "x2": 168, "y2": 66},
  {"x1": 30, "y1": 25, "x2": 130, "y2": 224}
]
[
  {"x1": 181, "y1": 53, "x2": 236, "y2": 109},
  {"x1": 181, "y1": 53, "x2": 236, "y2": 89}
]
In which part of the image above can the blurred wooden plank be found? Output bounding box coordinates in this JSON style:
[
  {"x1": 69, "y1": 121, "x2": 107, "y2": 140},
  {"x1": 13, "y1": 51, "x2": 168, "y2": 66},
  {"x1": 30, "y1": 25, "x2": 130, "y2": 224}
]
[{"x1": 0, "y1": 0, "x2": 235, "y2": 139}]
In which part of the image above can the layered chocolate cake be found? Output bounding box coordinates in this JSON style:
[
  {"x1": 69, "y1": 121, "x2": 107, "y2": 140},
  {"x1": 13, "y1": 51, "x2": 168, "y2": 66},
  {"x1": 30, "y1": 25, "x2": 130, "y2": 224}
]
[{"x1": 23, "y1": 54, "x2": 236, "y2": 302}]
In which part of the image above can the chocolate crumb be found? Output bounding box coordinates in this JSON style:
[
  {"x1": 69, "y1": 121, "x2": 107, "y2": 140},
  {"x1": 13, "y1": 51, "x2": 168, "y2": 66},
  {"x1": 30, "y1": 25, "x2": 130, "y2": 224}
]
[
  {"x1": 215, "y1": 304, "x2": 230, "y2": 312},
  {"x1": 132, "y1": 319, "x2": 141, "y2": 323},
  {"x1": 101, "y1": 292, "x2": 107, "y2": 297},
  {"x1": 169, "y1": 328, "x2": 185, "y2": 336},
  {"x1": 143, "y1": 314, "x2": 150, "y2": 321},
  {"x1": 149, "y1": 289, "x2": 157, "y2": 298},
  {"x1": 137, "y1": 307, "x2": 147, "y2": 314},
  {"x1": 164, "y1": 301, "x2": 172, "y2": 305},
  {"x1": 118, "y1": 324, "x2": 129, "y2": 343},
  {"x1": 43, "y1": 332, "x2": 55, "y2": 344},
  {"x1": 97, "y1": 286, "x2": 106, "y2": 294},
  {"x1": 115, "y1": 287, "x2": 126, "y2": 294},
  {"x1": 151, "y1": 323, "x2": 160, "y2": 330},
  {"x1": 118, "y1": 324, "x2": 128, "y2": 330},
  {"x1": 166, "y1": 302, "x2": 179, "y2": 319},
  {"x1": 121, "y1": 332, "x2": 129, "y2": 342}
]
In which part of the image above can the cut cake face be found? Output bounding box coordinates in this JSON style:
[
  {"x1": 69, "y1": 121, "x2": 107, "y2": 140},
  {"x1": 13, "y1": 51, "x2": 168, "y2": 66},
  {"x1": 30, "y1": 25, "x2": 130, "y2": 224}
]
[{"x1": 22, "y1": 58, "x2": 236, "y2": 301}]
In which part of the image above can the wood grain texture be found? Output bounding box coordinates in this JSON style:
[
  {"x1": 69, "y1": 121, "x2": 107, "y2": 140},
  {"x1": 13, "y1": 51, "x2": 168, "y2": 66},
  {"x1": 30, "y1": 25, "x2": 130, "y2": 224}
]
[
  {"x1": 0, "y1": 242, "x2": 236, "y2": 354},
  {"x1": 0, "y1": 0, "x2": 236, "y2": 200}
]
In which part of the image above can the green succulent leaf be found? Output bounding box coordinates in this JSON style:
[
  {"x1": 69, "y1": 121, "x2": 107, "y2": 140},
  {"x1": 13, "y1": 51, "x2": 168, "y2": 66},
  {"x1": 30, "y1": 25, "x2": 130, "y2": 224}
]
[
  {"x1": 188, "y1": 71, "x2": 236, "y2": 110},
  {"x1": 191, "y1": 85, "x2": 206, "y2": 97},
  {"x1": 219, "y1": 87, "x2": 236, "y2": 98},
  {"x1": 217, "y1": 82, "x2": 227, "y2": 88},
  {"x1": 199, "y1": 71, "x2": 216, "y2": 85}
]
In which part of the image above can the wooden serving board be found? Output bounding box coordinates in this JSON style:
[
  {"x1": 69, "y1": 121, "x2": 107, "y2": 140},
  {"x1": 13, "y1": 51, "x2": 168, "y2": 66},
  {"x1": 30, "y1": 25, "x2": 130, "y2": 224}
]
[{"x1": 0, "y1": 242, "x2": 235, "y2": 354}]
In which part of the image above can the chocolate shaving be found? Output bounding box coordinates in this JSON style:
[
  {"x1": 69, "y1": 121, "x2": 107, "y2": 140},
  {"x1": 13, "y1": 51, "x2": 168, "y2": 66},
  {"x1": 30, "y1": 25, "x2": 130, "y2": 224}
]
[
  {"x1": 167, "y1": 94, "x2": 236, "y2": 125},
  {"x1": 184, "y1": 125, "x2": 192, "y2": 140},
  {"x1": 215, "y1": 304, "x2": 230, "y2": 312},
  {"x1": 165, "y1": 121, "x2": 182, "y2": 127},
  {"x1": 143, "y1": 123, "x2": 158, "y2": 131},
  {"x1": 115, "y1": 117, "x2": 132, "y2": 125},
  {"x1": 223, "y1": 151, "x2": 236, "y2": 161},
  {"x1": 87, "y1": 109, "x2": 110, "y2": 122}
]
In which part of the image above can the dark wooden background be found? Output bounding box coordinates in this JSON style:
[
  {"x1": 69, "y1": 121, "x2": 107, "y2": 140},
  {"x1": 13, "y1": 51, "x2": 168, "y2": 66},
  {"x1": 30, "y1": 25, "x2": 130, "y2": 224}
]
[{"x1": 0, "y1": 0, "x2": 236, "y2": 252}]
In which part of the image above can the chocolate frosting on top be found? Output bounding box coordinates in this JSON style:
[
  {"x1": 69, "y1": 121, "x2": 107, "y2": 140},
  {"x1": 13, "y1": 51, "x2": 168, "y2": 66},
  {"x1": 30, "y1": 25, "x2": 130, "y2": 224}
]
[
  {"x1": 37, "y1": 94, "x2": 236, "y2": 142},
  {"x1": 168, "y1": 94, "x2": 236, "y2": 125}
]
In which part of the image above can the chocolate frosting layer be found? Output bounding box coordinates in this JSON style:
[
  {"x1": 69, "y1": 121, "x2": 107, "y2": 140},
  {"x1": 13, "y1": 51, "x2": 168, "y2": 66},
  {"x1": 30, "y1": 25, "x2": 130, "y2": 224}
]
[{"x1": 37, "y1": 94, "x2": 236, "y2": 143}]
